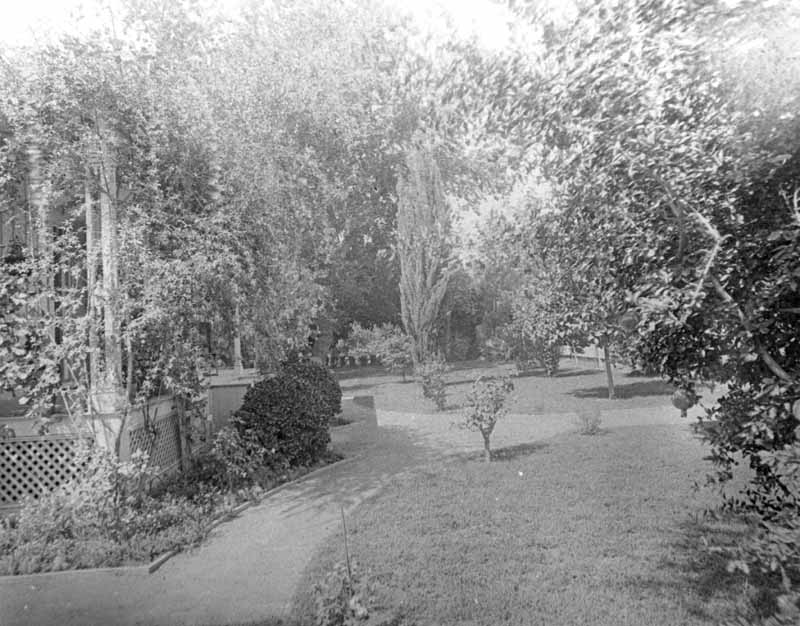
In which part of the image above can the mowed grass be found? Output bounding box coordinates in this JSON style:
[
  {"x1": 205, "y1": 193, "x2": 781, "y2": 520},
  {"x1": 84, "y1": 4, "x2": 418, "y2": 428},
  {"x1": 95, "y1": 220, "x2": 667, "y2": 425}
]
[
  {"x1": 291, "y1": 423, "x2": 744, "y2": 626},
  {"x1": 337, "y1": 360, "x2": 685, "y2": 416}
]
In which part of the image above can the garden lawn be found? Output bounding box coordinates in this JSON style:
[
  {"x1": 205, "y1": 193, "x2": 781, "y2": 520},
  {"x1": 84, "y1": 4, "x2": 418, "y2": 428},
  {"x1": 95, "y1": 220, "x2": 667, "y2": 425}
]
[
  {"x1": 337, "y1": 361, "x2": 695, "y2": 416},
  {"x1": 292, "y1": 423, "x2": 744, "y2": 626}
]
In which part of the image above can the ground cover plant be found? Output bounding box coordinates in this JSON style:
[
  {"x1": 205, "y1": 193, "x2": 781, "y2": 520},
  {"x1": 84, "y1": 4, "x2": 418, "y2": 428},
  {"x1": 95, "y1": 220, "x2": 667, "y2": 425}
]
[
  {"x1": 293, "y1": 424, "x2": 751, "y2": 625},
  {"x1": 0, "y1": 436, "x2": 342, "y2": 576},
  {"x1": 0, "y1": 446, "x2": 212, "y2": 575}
]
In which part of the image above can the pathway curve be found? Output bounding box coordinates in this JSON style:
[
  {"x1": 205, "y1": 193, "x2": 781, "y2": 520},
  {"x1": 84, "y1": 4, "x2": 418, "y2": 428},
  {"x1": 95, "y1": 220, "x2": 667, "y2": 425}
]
[{"x1": 0, "y1": 398, "x2": 701, "y2": 626}]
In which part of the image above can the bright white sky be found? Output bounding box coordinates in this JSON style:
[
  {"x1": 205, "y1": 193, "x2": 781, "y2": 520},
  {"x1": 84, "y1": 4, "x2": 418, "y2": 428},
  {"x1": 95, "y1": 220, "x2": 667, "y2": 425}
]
[{"x1": 0, "y1": 0, "x2": 526, "y2": 49}]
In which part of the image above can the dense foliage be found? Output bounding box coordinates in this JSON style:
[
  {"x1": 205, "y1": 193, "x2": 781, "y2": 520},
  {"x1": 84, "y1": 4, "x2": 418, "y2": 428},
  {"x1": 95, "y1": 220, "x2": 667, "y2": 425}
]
[
  {"x1": 233, "y1": 372, "x2": 332, "y2": 470},
  {"x1": 281, "y1": 358, "x2": 343, "y2": 419},
  {"x1": 416, "y1": 359, "x2": 448, "y2": 411},
  {"x1": 477, "y1": 0, "x2": 800, "y2": 613},
  {"x1": 347, "y1": 322, "x2": 414, "y2": 379}
]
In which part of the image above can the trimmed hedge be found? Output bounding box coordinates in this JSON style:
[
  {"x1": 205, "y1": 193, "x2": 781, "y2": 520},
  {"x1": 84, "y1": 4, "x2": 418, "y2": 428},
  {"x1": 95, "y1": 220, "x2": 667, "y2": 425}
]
[
  {"x1": 281, "y1": 359, "x2": 342, "y2": 418},
  {"x1": 232, "y1": 372, "x2": 331, "y2": 470}
]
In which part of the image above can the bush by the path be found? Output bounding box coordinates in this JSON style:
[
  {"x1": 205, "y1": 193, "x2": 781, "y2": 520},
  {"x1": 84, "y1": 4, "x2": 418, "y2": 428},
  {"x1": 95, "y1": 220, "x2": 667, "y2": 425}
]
[
  {"x1": 233, "y1": 371, "x2": 331, "y2": 470},
  {"x1": 281, "y1": 359, "x2": 342, "y2": 418}
]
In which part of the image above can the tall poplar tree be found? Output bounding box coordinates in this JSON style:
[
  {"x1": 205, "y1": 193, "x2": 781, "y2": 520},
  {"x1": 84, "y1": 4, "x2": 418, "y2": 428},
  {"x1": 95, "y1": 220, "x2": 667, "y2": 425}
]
[{"x1": 397, "y1": 143, "x2": 452, "y2": 366}]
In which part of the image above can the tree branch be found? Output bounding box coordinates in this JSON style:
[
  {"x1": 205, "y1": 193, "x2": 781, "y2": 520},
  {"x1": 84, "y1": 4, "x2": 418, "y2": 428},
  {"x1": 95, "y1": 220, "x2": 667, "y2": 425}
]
[
  {"x1": 711, "y1": 276, "x2": 795, "y2": 383},
  {"x1": 652, "y1": 171, "x2": 687, "y2": 264}
]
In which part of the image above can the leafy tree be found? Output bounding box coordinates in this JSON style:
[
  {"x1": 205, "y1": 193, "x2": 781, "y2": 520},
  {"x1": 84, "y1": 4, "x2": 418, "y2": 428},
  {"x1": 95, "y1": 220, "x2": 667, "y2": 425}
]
[
  {"x1": 397, "y1": 142, "x2": 453, "y2": 366},
  {"x1": 460, "y1": 375, "x2": 514, "y2": 462},
  {"x1": 489, "y1": 0, "x2": 800, "y2": 605}
]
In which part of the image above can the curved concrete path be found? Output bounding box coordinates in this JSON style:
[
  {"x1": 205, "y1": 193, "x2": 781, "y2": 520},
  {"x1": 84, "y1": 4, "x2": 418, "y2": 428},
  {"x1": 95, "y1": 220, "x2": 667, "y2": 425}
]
[{"x1": 0, "y1": 398, "x2": 701, "y2": 626}]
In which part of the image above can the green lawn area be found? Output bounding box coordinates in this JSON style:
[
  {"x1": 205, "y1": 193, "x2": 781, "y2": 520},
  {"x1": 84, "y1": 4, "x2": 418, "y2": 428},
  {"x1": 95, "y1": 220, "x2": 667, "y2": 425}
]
[
  {"x1": 291, "y1": 423, "x2": 747, "y2": 626},
  {"x1": 338, "y1": 360, "x2": 684, "y2": 415}
]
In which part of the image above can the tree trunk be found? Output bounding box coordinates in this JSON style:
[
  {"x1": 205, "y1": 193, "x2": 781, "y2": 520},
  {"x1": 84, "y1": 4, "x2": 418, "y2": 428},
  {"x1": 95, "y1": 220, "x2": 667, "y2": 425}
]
[
  {"x1": 602, "y1": 342, "x2": 615, "y2": 399},
  {"x1": 85, "y1": 168, "x2": 101, "y2": 401},
  {"x1": 233, "y1": 301, "x2": 243, "y2": 372},
  {"x1": 481, "y1": 429, "x2": 492, "y2": 462},
  {"x1": 444, "y1": 311, "x2": 452, "y2": 360}
]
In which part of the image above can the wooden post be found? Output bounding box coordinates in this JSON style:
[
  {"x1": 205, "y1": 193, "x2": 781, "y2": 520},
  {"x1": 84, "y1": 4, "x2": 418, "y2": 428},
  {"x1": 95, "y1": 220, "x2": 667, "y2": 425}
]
[{"x1": 95, "y1": 116, "x2": 123, "y2": 406}]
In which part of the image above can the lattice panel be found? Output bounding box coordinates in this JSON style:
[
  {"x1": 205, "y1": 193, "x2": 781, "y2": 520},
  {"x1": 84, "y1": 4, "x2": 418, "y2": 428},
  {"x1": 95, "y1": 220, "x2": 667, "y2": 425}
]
[
  {"x1": 128, "y1": 412, "x2": 181, "y2": 473},
  {"x1": 0, "y1": 436, "x2": 86, "y2": 507}
]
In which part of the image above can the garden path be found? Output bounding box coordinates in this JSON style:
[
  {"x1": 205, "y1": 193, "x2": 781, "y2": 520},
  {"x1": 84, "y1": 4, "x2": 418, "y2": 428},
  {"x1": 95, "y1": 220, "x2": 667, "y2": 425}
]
[{"x1": 0, "y1": 396, "x2": 700, "y2": 626}]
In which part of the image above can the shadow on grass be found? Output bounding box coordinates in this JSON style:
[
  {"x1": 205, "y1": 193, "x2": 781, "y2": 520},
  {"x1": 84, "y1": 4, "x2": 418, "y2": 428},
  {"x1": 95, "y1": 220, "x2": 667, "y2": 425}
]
[
  {"x1": 451, "y1": 441, "x2": 549, "y2": 463},
  {"x1": 491, "y1": 441, "x2": 549, "y2": 461},
  {"x1": 571, "y1": 380, "x2": 674, "y2": 399},
  {"x1": 334, "y1": 366, "x2": 395, "y2": 380},
  {"x1": 339, "y1": 380, "x2": 391, "y2": 392},
  {"x1": 626, "y1": 369, "x2": 662, "y2": 378},
  {"x1": 230, "y1": 617, "x2": 305, "y2": 626},
  {"x1": 514, "y1": 368, "x2": 600, "y2": 379},
  {"x1": 625, "y1": 510, "x2": 782, "y2": 623}
]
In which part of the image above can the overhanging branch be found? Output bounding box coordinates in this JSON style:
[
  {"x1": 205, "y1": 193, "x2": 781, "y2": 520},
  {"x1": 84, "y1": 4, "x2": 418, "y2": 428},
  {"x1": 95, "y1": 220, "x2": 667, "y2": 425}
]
[{"x1": 711, "y1": 276, "x2": 795, "y2": 383}]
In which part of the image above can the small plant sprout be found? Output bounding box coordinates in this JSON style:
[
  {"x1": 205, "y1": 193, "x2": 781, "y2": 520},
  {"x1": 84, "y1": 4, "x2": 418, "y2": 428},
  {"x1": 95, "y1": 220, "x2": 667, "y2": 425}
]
[{"x1": 460, "y1": 375, "x2": 514, "y2": 462}]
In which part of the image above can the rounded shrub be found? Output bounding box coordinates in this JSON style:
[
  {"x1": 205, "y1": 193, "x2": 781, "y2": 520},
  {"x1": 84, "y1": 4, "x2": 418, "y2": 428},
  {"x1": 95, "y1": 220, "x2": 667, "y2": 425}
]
[
  {"x1": 232, "y1": 372, "x2": 331, "y2": 470},
  {"x1": 280, "y1": 358, "x2": 342, "y2": 418}
]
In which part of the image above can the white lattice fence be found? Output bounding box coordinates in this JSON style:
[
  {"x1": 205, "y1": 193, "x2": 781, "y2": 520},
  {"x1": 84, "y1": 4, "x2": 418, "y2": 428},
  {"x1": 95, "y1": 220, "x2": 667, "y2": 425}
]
[
  {"x1": 0, "y1": 435, "x2": 88, "y2": 509},
  {"x1": 127, "y1": 411, "x2": 182, "y2": 475}
]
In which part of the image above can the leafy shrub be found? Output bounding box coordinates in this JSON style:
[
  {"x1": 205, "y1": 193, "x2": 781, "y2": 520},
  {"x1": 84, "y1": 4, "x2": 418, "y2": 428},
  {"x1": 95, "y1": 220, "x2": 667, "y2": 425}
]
[
  {"x1": 209, "y1": 426, "x2": 266, "y2": 490},
  {"x1": 459, "y1": 375, "x2": 514, "y2": 461},
  {"x1": 314, "y1": 560, "x2": 371, "y2": 626},
  {"x1": 233, "y1": 371, "x2": 331, "y2": 470},
  {"x1": 499, "y1": 283, "x2": 580, "y2": 376},
  {"x1": 574, "y1": 410, "x2": 602, "y2": 435},
  {"x1": 0, "y1": 444, "x2": 210, "y2": 574},
  {"x1": 347, "y1": 322, "x2": 413, "y2": 380},
  {"x1": 713, "y1": 435, "x2": 800, "y2": 623},
  {"x1": 282, "y1": 358, "x2": 342, "y2": 417},
  {"x1": 417, "y1": 359, "x2": 448, "y2": 411}
]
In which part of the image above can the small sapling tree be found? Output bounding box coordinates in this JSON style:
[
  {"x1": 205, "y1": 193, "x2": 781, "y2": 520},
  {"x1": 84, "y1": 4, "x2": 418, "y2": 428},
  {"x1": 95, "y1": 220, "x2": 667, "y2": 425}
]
[
  {"x1": 461, "y1": 375, "x2": 514, "y2": 462},
  {"x1": 417, "y1": 358, "x2": 448, "y2": 411}
]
